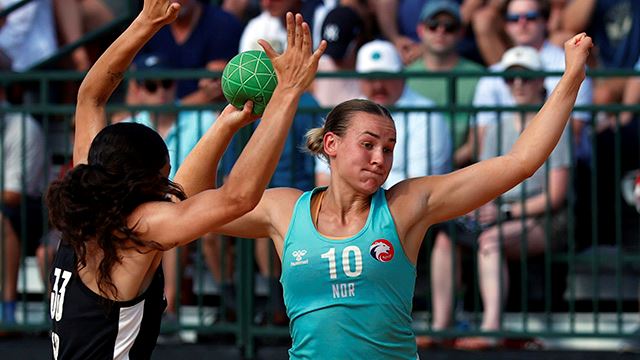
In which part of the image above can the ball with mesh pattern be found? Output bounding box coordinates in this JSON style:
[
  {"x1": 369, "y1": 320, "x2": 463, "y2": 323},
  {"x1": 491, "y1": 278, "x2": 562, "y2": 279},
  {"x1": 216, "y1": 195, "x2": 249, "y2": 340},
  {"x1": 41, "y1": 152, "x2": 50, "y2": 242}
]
[{"x1": 222, "y1": 50, "x2": 277, "y2": 115}]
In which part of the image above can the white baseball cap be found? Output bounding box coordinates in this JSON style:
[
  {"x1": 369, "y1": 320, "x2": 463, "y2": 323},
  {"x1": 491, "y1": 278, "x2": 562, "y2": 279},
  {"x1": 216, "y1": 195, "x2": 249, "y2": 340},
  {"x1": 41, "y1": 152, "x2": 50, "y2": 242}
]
[
  {"x1": 500, "y1": 46, "x2": 543, "y2": 71},
  {"x1": 356, "y1": 40, "x2": 403, "y2": 73}
]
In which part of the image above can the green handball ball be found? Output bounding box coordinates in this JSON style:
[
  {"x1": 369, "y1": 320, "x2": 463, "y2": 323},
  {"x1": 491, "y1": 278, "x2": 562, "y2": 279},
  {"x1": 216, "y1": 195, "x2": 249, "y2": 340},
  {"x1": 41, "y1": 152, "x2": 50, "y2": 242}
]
[{"x1": 222, "y1": 50, "x2": 277, "y2": 116}]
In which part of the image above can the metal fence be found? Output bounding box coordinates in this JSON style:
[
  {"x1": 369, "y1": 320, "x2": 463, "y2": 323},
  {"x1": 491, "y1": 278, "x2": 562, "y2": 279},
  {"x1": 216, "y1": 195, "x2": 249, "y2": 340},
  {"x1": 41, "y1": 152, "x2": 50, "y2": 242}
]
[{"x1": 0, "y1": 69, "x2": 639, "y2": 358}]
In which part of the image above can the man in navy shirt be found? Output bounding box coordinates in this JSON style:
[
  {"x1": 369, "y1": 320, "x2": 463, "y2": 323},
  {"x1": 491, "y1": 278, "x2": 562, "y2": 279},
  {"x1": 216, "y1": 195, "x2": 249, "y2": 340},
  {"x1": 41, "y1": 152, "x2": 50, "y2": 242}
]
[{"x1": 137, "y1": 0, "x2": 243, "y2": 105}]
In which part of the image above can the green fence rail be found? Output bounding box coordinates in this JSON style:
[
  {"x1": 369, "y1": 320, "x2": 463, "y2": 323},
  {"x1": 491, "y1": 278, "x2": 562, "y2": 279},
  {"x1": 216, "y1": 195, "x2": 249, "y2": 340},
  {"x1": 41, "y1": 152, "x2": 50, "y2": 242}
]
[{"x1": 0, "y1": 68, "x2": 639, "y2": 358}]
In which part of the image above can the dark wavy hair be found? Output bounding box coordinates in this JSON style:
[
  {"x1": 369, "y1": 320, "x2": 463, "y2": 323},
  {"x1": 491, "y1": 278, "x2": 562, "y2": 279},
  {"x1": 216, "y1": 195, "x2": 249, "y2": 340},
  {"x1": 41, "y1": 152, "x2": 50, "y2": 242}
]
[{"x1": 46, "y1": 123, "x2": 186, "y2": 299}]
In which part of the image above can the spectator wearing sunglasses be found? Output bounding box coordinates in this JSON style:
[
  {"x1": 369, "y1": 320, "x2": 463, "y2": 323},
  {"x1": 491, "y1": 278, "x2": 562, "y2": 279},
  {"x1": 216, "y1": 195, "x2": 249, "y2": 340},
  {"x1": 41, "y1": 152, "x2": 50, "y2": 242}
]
[
  {"x1": 121, "y1": 52, "x2": 217, "y2": 333},
  {"x1": 374, "y1": 0, "x2": 478, "y2": 65},
  {"x1": 471, "y1": 0, "x2": 579, "y2": 66},
  {"x1": 470, "y1": 2, "x2": 592, "y2": 253},
  {"x1": 406, "y1": 0, "x2": 484, "y2": 168},
  {"x1": 472, "y1": 0, "x2": 592, "y2": 165},
  {"x1": 127, "y1": 53, "x2": 216, "y2": 178}
]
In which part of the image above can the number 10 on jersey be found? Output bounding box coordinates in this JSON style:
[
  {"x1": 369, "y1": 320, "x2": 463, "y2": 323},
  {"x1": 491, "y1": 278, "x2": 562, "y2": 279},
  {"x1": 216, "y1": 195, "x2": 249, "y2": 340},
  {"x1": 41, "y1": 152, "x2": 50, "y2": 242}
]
[{"x1": 321, "y1": 246, "x2": 363, "y2": 279}]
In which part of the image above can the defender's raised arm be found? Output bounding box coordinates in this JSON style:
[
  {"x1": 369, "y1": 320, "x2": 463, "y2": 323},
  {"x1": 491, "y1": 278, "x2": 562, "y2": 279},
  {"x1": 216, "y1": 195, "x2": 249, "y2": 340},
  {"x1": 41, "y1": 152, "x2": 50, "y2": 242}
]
[{"x1": 73, "y1": 0, "x2": 180, "y2": 165}]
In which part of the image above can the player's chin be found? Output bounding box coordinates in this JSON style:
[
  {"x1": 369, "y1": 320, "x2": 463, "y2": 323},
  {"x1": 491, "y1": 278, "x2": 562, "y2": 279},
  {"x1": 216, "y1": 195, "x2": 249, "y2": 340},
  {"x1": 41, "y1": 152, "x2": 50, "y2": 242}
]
[{"x1": 358, "y1": 177, "x2": 385, "y2": 194}]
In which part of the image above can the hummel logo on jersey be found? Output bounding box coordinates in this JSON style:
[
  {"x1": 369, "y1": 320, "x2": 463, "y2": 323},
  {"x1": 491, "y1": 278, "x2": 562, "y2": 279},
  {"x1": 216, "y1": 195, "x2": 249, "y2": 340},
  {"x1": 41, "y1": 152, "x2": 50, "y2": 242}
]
[
  {"x1": 369, "y1": 239, "x2": 394, "y2": 262},
  {"x1": 292, "y1": 250, "x2": 307, "y2": 261},
  {"x1": 290, "y1": 250, "x2": 309, "y2": 266}
]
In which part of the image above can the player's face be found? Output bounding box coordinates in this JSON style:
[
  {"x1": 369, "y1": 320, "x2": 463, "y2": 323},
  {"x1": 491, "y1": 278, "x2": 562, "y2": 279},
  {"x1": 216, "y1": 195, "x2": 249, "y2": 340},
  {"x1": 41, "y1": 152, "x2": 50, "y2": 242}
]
[
  {"x1": 505, "y1": 0, "x2": 546, "y2": 47},
  {"x1": 331, "y1": 113, "x2": 395, "y2": 193},
  {"x1": 359, "y1": 78, "x2": 405, "y2": 106}
]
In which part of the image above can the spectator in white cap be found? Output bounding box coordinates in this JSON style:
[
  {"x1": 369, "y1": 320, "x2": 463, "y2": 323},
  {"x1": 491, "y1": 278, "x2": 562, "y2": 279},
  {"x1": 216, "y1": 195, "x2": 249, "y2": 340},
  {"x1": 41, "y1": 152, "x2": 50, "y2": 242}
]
[
  {"x1": 316, "y1": 39, "x2": 452, "y2": 187},
  {"x1": 429, "y1": 45, "x2": 571, "y2": 350}
]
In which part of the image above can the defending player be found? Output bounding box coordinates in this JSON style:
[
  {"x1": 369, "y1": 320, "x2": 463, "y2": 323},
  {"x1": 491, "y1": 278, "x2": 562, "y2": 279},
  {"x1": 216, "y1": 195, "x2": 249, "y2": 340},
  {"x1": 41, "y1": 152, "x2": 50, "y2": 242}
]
[{"x1": 45, "y1": 0, "x2": 325, "y2": 358}]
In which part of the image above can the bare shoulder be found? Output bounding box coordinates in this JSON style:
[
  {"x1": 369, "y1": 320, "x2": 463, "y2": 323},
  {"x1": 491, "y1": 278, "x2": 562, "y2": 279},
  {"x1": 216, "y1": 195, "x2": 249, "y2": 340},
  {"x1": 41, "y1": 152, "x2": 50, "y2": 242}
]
[
  {"x1": 126, "y1": 200, "x2": 174, "y2": 239},
  {"x1": 261, "y1": 187, "x2": 305, "y2": 249},
  {"x1": 385, "y1": 176, "x2": 437, "y2": 208},
  {"x1": 385, "y1": 176, "x2": 440, "y2": 234},
  {"x1": 263, "y1": 187, "x2": 305, "y2": 214}
]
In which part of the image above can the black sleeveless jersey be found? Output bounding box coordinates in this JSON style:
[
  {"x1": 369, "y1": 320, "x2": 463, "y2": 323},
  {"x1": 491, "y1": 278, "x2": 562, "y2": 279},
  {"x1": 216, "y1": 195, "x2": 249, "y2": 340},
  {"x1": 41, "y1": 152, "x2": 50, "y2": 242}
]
[{"x1": 49, "y1": 243, "x2": 167, "y2": 360}]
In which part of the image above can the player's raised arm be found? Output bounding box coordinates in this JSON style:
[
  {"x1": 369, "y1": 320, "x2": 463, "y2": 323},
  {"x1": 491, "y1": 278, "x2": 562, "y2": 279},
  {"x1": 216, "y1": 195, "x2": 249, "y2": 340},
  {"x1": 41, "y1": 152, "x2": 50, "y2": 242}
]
[
  {"x1": 73, "y1": 0, "x2": 179, "y2": 166},
  {"x1": 394, "y1": 33, "x2": 593, "y2": 231}
]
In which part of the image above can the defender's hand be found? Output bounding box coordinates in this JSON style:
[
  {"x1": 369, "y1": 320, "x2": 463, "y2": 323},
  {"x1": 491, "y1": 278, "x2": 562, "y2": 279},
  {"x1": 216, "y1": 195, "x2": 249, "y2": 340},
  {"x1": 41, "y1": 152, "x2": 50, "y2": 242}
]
[
  {"x1": 139, "y1": 0, "x2": 181, "y2": 27},
  {"x1": 218, "y1": 101, "x2": 260, "y2": 131}
]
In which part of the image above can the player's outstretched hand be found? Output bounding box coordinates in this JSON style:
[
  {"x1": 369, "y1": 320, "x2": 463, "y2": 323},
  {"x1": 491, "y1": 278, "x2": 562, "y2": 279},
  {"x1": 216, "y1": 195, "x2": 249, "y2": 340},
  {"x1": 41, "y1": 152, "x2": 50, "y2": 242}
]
[
  {"x1": 218, "y1": 101, "x2": 261, "y2": 131},
  {"x1": 258, "y1": 12, "x2": 327, "y2": 94},
  {"x1": 138, "y1": 0, "x2": 181, "y2": 27},
  {"x1": 563, "y1": 33, "x2": 593, "y2": 81}
]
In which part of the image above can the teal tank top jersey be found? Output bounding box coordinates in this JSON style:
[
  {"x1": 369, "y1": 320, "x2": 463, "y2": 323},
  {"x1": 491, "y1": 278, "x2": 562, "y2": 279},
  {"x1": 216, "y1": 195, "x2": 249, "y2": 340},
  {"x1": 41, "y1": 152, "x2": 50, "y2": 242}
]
[{"x1": 281, "y1": 187, "x2": 417, "y2": 359}]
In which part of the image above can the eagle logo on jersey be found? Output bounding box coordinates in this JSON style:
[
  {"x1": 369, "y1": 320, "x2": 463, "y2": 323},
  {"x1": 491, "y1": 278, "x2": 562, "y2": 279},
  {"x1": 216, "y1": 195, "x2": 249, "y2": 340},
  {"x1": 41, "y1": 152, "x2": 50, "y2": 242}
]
[{"x1": 369, "y1": 239, "x2": 394, "y2": 262}]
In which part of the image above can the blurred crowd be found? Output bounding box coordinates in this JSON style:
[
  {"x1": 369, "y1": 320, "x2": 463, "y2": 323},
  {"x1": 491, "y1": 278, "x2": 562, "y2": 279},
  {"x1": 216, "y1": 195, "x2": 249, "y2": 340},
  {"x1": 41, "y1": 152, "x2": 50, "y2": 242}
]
[{"x1": 1, "y1": 0, "x2": 640, "y2": 349}]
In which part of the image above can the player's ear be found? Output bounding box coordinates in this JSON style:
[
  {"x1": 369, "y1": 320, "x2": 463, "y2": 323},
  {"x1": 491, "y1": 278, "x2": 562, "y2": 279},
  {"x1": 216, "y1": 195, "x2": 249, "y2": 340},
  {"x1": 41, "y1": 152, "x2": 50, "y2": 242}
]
[{"x1": 324, "y1": 131, "x2": 339, "y2": 157}]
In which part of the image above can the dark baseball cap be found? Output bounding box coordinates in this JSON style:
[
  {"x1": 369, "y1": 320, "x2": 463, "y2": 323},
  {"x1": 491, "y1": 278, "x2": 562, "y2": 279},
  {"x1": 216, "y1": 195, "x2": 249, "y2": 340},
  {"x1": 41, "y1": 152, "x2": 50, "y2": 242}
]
[
  {"x1": 133, "y1": 53, "x2": 170, "y2": 71},
  {"x1": 320, "y1": 6, "x2": 363, "y2": 61}
]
